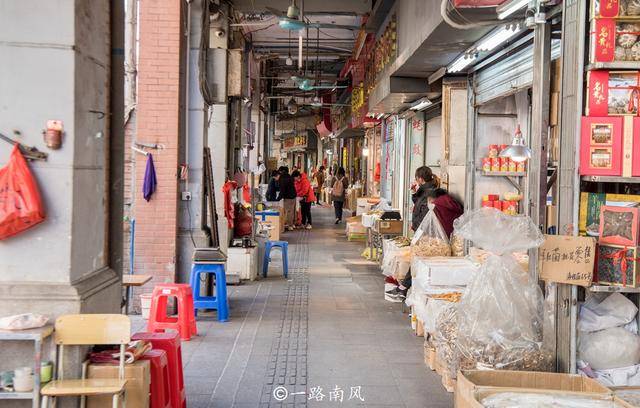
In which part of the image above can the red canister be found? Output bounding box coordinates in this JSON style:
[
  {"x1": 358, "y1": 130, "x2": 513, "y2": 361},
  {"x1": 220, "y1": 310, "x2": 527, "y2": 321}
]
[
  {"x1": 491, "y1": 157, "x2": 501, "y2": 172},
  {"x1": 482, "y1": 157, "x2": 492, "y2": 172},
  {"x1": 500, "y1": 157, "x2": 510, "y2": 172}
]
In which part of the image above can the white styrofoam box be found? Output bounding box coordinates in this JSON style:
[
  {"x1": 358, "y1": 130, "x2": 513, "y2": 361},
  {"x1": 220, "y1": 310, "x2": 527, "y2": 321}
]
[
  {"x1": 227, "y1": 247, "x2": 258, "y2": 281},
  {"x1": 412, "y1": 256, "x2": 478, "y2": 287},
  {"x1": 361, "y1": 213, "x2": 378, "y2": 228},
  {"x1": 356, "y1": 198, "x2": 377, "y2": 216}
]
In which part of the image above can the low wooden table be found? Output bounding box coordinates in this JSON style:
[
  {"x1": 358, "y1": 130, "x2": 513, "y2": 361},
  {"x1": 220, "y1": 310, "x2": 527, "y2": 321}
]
[{"x1": 122, "y1": 274, "x2": 152, "y2": 314}]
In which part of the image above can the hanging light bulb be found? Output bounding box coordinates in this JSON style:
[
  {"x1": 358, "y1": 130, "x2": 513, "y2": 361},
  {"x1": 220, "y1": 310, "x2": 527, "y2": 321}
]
[
  {"x1": 499, "y1": 124, "x2": 531, "y2": 163},
  {"x1": 287, "y1": 98, "x2": 298, "y2": 114}
]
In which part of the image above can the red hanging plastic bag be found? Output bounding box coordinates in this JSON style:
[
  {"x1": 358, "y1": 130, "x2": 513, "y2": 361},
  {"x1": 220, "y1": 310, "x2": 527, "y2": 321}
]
[{"x1": 0, "y1": 145, "x2": 46, "y2": 239}]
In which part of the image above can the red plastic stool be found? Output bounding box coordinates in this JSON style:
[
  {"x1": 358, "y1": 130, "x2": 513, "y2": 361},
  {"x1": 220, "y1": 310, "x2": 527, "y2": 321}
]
[
  {"x1": 147, "y1": 283, "x2": 197, "y2": 340},
  {"x1": 139, "y1": 350, "x2": 171, "y2": 408},
  {"x1": 133, "y1": 332, "x2": 186, "y2": 408}
]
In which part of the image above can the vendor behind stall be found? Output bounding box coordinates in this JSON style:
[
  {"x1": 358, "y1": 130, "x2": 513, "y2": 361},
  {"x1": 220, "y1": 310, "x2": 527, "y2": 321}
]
[
  {"x1": 266, "y1": 170, "x2": 280, "y2": 202},
  {"x1": 387, "y1": 169, "x2": 462, "y2": 300}
]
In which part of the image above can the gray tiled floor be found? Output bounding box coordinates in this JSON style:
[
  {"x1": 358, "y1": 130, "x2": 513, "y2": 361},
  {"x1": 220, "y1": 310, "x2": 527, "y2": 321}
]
[{"x1": 133, "y1": 207, "x2": 452, "y2": 407}]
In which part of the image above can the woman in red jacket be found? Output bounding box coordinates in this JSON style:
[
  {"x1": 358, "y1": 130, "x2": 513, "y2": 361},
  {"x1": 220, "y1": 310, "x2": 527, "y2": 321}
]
[{"x1": 292, "y1": 170, "x2": 316, "y2": 229}]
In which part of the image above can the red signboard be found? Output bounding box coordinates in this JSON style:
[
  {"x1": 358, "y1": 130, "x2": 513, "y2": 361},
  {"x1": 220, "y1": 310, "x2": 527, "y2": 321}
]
[
  {"x1": 594, "y1": 19, "x2": 616, "y2": 63},
  {"x1": 596, "y1": 0, "x2": 620, "y2": 18}
]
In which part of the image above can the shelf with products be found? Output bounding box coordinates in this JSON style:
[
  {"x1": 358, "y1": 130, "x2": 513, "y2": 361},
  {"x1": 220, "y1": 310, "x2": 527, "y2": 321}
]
[
  {"x1": 586, "y1": 62, "x2": 640, "y2": 71},
  {"x1": 589, "y1": 285, "x2": 640, "y2": 293},
  {"x1": 582, "y1": 175, "x2": 640, "y2": 184}
]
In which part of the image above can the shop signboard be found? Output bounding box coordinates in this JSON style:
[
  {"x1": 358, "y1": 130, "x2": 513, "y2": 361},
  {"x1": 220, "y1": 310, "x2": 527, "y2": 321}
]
[
  {"x1": 539, "y1": 235, "x2": 597, "y2": 287},
  {"x1": 282, "y1": 134, "x2": 308, "y2": 152}
]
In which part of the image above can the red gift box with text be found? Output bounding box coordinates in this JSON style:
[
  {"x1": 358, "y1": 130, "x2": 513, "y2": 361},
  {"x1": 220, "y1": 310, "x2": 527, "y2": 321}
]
[
  {"x1": 580, "y1": 116, "x2": 624, "y2": 176},
  {"x1": 587, "y1": 71, "x2": 640, "y2": 117}
]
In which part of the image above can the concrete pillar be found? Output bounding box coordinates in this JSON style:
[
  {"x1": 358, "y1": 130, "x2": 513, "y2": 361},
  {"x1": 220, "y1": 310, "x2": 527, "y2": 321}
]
[
  {"x1": 0, "y1": 1, "x2": 121, "y2": 404},
  {"x1": 0, "y1": 0, "x2": 120, "y2": 313}
]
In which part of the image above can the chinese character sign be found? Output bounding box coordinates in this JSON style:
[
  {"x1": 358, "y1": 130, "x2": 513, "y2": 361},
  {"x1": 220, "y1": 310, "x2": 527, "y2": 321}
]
[
  {"x1": 594, "y1": 19, "x2": 615, "y2": 62},
  {"x1": 539, "y1": 235, "x2": 597, "y2": 286}
]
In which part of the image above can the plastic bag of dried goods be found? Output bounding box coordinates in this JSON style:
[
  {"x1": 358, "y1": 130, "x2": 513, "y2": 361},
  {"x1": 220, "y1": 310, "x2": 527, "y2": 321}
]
[
  {"x1": 453, "y1": 208, "x2": 550, "y2": 371},
  {"x1": 411, "y1": 205, "x2": 451, "y2": 257},
  {"x1": 578, "y1": 293, "x2": 639, "y2": 333},
  {"x1": 579, "y1": 327, "x2": 640, "y2": 370}
]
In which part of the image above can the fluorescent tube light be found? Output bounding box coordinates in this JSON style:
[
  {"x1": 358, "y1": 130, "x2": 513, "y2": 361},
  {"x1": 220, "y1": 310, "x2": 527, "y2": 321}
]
[
  {"x1": 497, "y1": 0, "x2": 529, "y2": 20},
  {"x1": 409, "y1": 98, "x2": 432, "y2": 111},
  {"x1": 448, "y1": 54, "x2": 477, "y2": 73},
  {"x1": 476, "y1": 24, "x2": 520, "y2": 52}
]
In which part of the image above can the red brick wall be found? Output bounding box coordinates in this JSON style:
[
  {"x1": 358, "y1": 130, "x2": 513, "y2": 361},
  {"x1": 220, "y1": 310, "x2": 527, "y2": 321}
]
[{"x1": 133, "y1": 0, "x2": 182, "y2": 287}]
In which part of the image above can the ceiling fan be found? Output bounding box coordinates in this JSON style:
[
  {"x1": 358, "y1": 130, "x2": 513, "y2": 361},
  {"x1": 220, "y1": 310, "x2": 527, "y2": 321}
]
[{"x1": 265, "y1": 1, "x2": 359, "y2": 32}]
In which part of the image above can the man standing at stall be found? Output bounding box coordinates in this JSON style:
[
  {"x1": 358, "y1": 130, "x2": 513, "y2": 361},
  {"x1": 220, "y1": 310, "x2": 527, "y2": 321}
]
[{"x1": 277, "y1": 166, "x2": 297, "y2": 231}]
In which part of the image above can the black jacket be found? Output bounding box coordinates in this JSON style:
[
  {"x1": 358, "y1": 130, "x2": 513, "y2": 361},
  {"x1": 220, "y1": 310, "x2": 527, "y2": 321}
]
[
  {"x1": 411, "y1": 181, "x2": 437, "y2": 231},
  {"x1": 277, "y1": 173, "x2": 297, "y2": 200},
  {"x1": 266, "y1": 177, "x2": 279, "y2": 201}
]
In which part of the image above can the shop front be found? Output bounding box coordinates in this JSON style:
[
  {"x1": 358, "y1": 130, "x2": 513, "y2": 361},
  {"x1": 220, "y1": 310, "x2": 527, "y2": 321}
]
[{"x1": 281, "y1": 131, "x2": 318, "y2": 173}]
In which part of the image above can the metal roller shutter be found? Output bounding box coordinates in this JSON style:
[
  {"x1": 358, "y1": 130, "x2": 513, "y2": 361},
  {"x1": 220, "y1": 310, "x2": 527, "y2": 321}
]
[{"x1": 474, "y1": 40, "x2": 561, "y2": 106}]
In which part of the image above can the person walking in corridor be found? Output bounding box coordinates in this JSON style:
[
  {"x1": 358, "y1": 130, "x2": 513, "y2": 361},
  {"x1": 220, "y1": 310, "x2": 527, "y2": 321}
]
[
  {"x1": 292, "y1": 170, "x2": 316, "y2": 229},
  {"x1": 314, "y1": 165, "x2": 326, "y2": 205},
  {"x1": 277, "y1": 166, "x2": 297, "y2": 231},
  {"x1": 331, "y1": 167, "x2": 349, "y2": 224}
]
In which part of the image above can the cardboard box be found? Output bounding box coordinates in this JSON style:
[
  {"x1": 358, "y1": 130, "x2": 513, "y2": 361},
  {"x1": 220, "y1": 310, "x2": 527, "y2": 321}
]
[
  {"x1": 612, "y1": 386, "x2": 640, "y2": 408},
  {"x1": 550, "y1": 91, "x2": 560, "y2": 126},
  {"x1": 587, "y1": 71, "x2": 640, "y2": 116},
  {"x1": 467, "y1": 388, "x2": 617, "y2": 408},
  {"x1": 256, "y1": 212, "x2": 284, "y2": 241},
  {"x1": 455, "y1": 370, "x2": 611, "y2": 408},
  {"x1": 374, "y1": 219, "x2": 403, "y2": 235},
  {"x1": 590, "y1": 19, "x2": 640, "y2": 63},
  {"x1": 596, "y1": 244, "x2": 640, "y2": 287},
  {"x1": 599, "y1": 205, "x2": 640, "y2": 246},
  {"x1": 539, "y1": 235, "x2": 597, "y2": 286},
  {"x1": 87, "y1": 360, "x2": 150, "y2": 408},
  {"x1": 551, "y1": 58, "x2": 562, "y2": 92},
  {"x1": 356, "y1": 197, "x2": 380, "y2": 216}
]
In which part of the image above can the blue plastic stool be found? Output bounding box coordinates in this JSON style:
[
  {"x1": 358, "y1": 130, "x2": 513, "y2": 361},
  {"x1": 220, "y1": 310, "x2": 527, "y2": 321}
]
[
  {"x1": 262, "y1": 241, "x2": 289, "y2": 278},
  {"x1": 189, "y1": 262, "x2": 229, "y2": 322}
]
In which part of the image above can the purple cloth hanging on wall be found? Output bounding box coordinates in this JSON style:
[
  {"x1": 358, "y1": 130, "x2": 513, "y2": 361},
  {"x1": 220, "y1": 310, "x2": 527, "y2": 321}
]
[{"x1": 143, "y1": 153, "x2": 157, "y2": 202}]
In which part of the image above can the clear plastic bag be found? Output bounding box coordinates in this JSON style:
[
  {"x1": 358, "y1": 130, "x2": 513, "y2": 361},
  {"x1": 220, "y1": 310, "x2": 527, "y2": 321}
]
[
  {"x1": 411, "y1": 207, "x2": 451, "y2": 257},
  {"x1": 454, "y1": 208, "x2": 550, "y2": 371}
]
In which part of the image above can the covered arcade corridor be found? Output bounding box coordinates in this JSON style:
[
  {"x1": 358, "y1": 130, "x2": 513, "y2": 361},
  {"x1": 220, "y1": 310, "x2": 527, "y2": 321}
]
[{"x1": 141, "y1": 207, "x2": 451, "y2": 407}]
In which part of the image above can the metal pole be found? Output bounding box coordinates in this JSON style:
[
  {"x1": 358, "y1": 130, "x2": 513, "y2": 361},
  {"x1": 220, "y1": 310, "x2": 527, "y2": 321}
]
[
  {"x1": 527, "y1": 20, "x2": 551, "y2": 281},
  {"x1": 555, "y1": 0, "x2": 588, "y2": 374}
]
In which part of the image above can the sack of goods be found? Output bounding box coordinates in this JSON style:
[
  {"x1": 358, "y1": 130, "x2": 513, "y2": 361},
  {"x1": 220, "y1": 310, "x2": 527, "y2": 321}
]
[
  {"x1": 453, "y1": 208, "x2": 552, "y2": 373},
  {"x1": 577, "y1": 292, "x2": 640, "y2": 387},
  {"x1": 410, "y1": 209, "x2": 451, "y2": 257}
]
